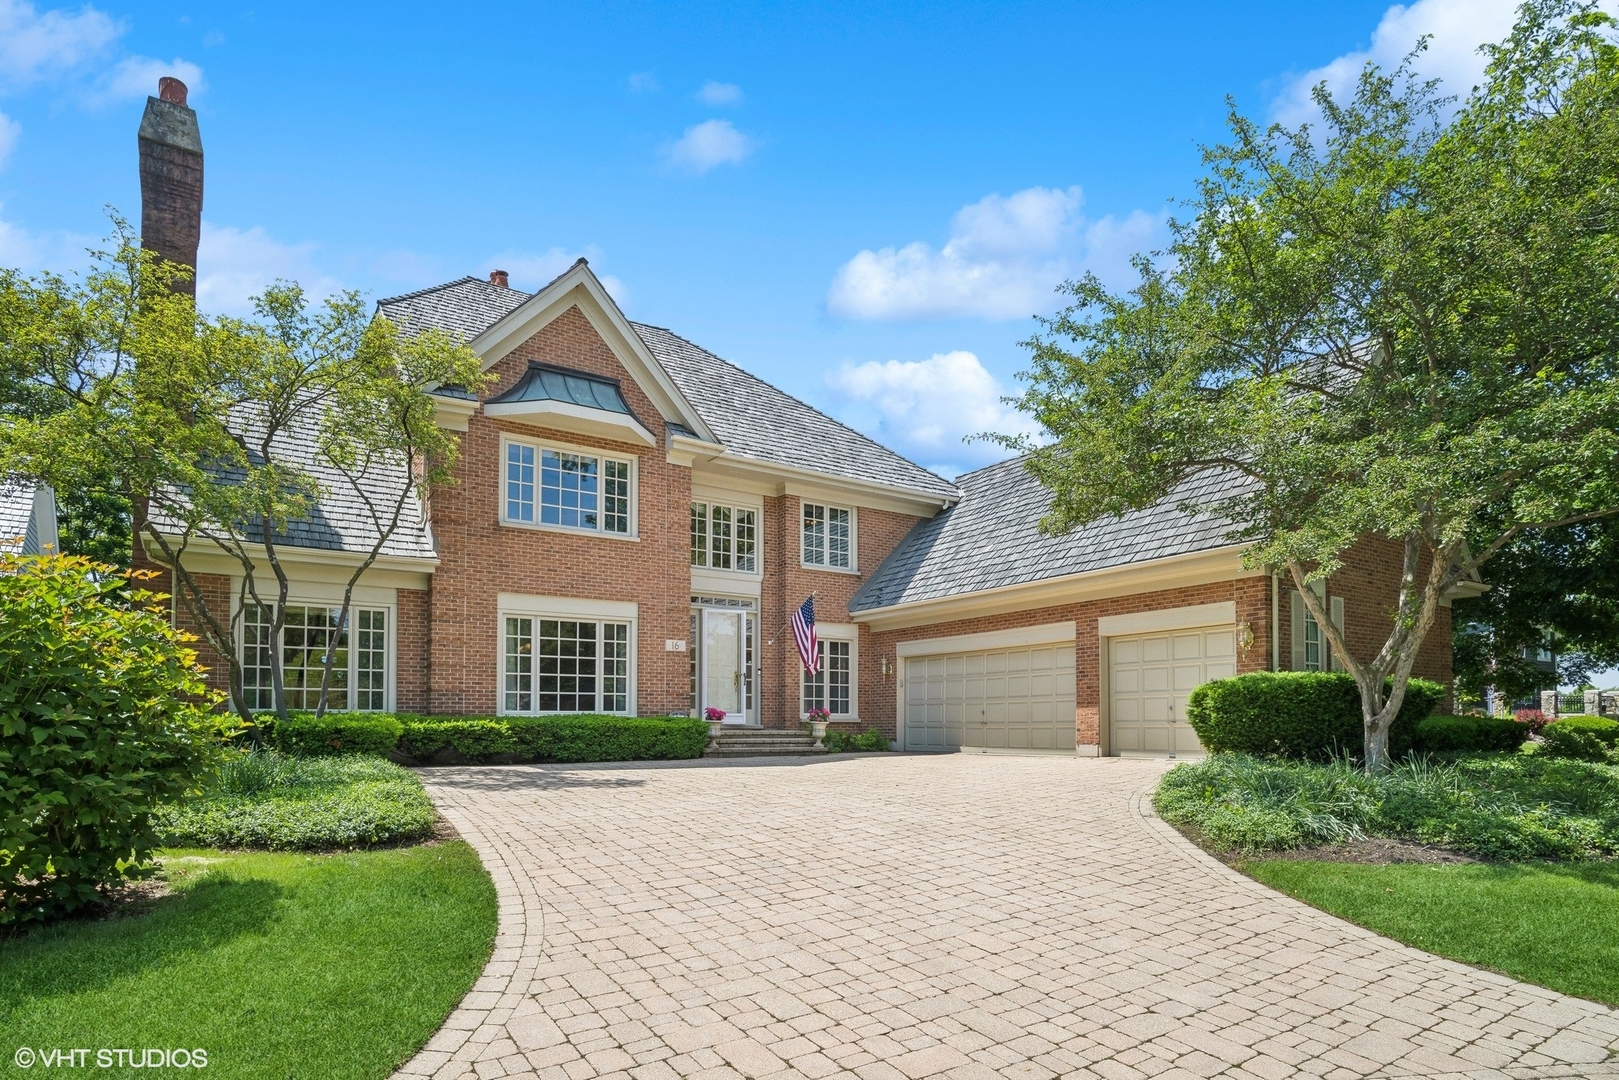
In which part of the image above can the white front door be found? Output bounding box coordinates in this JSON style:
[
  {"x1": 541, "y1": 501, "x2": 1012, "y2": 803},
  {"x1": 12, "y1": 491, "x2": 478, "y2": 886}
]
[{"x1": 702, "y1": 609, "x2": 747, "y2": 724}]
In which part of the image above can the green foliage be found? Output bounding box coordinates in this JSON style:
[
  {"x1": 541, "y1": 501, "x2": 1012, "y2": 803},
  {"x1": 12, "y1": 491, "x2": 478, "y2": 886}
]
[
  {"x1": 822, "y1": 728, "x2": 892, "y2": 753},
  {"x1": 0, "y1": 844, "x2": 497, "y2": 1077},
  {"x1": 0, "y1": 555, "x2": 232, "y2": 926},
  {"x1": 991, "y1": 2, "x2": 1619, "y2": 768},
  {"x1": 396, "y1": 713, "x2": 709, "y2": 764},
  {"x1": 1541, "y1": 715, "x2": 1619, "y2": 761},
  {"x1": 398, "y1": 718, "x2": 517, "y2": 762},
  {"x1": 1185, "y1": 672, "x2": 1442, "y2": 759},
  {"x1": 1412, "y1": 714, "x2": 1531, "y2": 753},
  {"x1": 1155, "y1": 753, "x2": 1619, "y2": 860},
  {"x1": 153, "y1": 752, "x2": 436, "y2": 850},
  {"x1": 266, "y1": 712, "x2": 403, "y2": 757}
]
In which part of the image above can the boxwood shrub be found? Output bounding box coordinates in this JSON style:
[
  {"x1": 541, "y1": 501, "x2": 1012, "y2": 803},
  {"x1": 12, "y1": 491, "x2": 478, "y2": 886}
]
[
  {"x1": 1185, "y1": 671, "x2": 1443, "y2": 760},
  {"x1": 267, "y1": 712, "x2": 404, "y2": 757},
  {"x1": 1542, "y1": 715, "x2": 1619, "y2": 761},
  {"x1": 1413, "y1": 713, "x2": 1531, "y2": 754},
  {"x1": 396, "y1": 714, "x2": 708, "y2": 764}
]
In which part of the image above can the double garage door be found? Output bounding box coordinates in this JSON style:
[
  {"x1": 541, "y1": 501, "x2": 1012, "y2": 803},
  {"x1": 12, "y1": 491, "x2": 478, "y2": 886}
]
[
  {"x1": 902, "y1": 624, "x2": 1235, "y2": 756},
  {"x1": 903, "y1": 644, "x2": 1077, "y2": 752}
]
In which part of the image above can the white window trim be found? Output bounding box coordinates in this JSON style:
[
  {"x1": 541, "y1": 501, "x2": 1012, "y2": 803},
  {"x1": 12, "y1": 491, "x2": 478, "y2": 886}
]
[
  {"x1": 801, "y1": 621, "x2": 859, "y2": 720},
  {"x1": 231, "y1": 594, "x2": 398, "y2": 714},
  {"x1": 799, "y1": 502, "x2": 858, "y2": 574},
  {"x1": 495, "y1": 595, "x2": 639, "y2": 716},
  {"x1": 688, "y1": 499, "x2": 764, "y2": 578},
  {"x1": 499, "y1": 432, "x2": 639, "y2": 541}
]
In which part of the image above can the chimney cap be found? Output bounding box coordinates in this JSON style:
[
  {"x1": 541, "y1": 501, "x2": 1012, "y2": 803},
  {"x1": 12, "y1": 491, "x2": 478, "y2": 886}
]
[
  {"x1": 489, "y1": 269, "x2": 510, "y2": 288},
  {"x1": 158, "y1": 77, "x2": 189, "y2": 106}
]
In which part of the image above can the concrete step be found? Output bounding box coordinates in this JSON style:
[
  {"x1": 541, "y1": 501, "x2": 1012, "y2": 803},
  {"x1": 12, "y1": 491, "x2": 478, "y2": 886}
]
[{"x1": 703, "y1": 727, "x2": 825, "y2": 757}]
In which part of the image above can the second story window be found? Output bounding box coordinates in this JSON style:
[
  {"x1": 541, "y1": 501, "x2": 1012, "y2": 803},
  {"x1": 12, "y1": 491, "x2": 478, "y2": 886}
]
[
  {"x1": 801, "y1": 503, "x2": 852, "y2": 569},
  {"x1": 504, "y1": 438, "x2": 632, "y2": 535},
  {"x1": 690, "y1": 502, "x2": 758, "y2": 572}
]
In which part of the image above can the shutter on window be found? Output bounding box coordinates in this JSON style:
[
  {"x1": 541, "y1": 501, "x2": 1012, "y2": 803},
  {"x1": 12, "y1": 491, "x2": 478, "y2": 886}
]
[
  {"x1": 1289, "y1": 589, "x2": 1306, "y2": 671},
  {"x1": 1329, "y1": 595, "x2": 1346, "y2": 672}
]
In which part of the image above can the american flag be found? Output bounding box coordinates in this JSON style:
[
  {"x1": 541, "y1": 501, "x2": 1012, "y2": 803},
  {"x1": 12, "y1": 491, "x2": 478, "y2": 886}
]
[{"x1": 790, "y1": 596, "x2": 819, "y2": 675}]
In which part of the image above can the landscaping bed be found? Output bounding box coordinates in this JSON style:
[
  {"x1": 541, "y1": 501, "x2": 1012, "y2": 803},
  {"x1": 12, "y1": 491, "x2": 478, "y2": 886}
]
[
  {"x1": 153, "y1": 753, "x2": 438, "y2": 851},
  {"x1": 0, "y1": 843, "x2": 497, "y2": 1079}
]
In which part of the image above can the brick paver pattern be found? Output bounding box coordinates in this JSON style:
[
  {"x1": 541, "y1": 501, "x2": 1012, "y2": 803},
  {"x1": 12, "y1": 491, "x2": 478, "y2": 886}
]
[{"x1": 397, "y1": 755, "x2": 1619, "y2": 1080}]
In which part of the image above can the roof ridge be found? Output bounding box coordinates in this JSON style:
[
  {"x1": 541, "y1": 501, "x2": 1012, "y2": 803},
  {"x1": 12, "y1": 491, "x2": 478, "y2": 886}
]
[
  {"x1": 375, "y1": 275, "x2": 495, "y2": 308},
  {"x1": 631, "y1": 322, "x2": 958, "y2": 494}
]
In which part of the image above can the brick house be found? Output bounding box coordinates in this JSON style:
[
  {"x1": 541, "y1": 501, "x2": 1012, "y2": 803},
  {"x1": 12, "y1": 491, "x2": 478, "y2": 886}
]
[{"x1": 139, "y1": 258, "x2": 1465, "y2": 757}]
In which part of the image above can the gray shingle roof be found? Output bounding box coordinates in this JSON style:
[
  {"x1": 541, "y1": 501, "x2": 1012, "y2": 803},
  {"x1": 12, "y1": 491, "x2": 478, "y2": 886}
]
[
  {"x1": 377, "y1": 277, "x2": 528, "y2": 342},
  {"x1": 631, "y1": 324, "x2": 958, "y2": 500},
  {"x1": 147, "y1": 407, "x2": 436, "y2": 562},
  {"x1": 374, "y1": 275, "x2": 958, "y2": 501},
  {"x1": 850, "y1": 459, "x2": 1248, "y2": 612}
]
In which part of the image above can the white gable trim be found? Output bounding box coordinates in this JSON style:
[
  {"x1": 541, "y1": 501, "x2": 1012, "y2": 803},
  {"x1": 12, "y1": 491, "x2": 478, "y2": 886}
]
[{"x1": 468, "y1": 262, "x2": 717, "y2": 444}]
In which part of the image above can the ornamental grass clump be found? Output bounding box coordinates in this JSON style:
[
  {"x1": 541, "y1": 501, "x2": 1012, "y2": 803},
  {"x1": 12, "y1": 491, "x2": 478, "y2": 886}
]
[{"x1": 1155, "y1": 753, "x2": 1619, "y2": 860}]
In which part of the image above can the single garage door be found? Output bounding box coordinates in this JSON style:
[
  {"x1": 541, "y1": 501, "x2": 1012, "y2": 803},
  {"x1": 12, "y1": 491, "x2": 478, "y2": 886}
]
[
  {"x1": 904, "y1": 644, "x2": 1077, "y2": 752},
  {"x1": 1108, "y1": 626, "x2": 1236, "y2": 757}
]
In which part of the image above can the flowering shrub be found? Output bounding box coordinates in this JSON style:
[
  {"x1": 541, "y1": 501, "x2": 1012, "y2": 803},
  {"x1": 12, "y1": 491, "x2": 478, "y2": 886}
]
[
  {"x1": 703, "y1": 707, "x2": 727, "y2": 722},
  {"x1": 1513, "y1": 709, "x2": 1550, "y2": 736},
  {"x1": 806, "y1": 707, "x2": 831, "y2": 722}
]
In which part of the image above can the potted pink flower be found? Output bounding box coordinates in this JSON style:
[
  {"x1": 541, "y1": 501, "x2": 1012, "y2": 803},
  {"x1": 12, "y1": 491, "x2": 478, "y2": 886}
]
[
  {"x1": 703, "y1": 707, "x2": 727, "y2": 746},
  {"x1": 805, "y1": 707, "x2": 831, "y2": 748}
]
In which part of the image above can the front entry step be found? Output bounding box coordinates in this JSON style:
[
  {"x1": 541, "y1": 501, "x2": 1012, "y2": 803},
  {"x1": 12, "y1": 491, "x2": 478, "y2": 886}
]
[{"x1": 703, "y1": 727, "x2": 825, "y2": 757}]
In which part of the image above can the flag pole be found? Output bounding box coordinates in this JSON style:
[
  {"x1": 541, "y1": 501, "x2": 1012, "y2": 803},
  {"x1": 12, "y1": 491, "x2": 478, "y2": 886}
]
[{"x1": 765, "y1": 590, "x2": 818, "y2": 647}]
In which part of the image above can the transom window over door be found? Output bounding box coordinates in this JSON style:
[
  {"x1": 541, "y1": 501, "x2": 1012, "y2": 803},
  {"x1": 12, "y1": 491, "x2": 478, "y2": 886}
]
[
  {"x1": 503, "y1": 616, "x2": 631, "y2": 714},
  {"x1": 240, "y1": 604, "x2": 389, "y2": 712},
  {"x1": 504, "y1": 439, "x2": 632, "y2": 535},
  {"x1": 690, "y1": 502, "x2": 758, "y2": 572},
  {"x1": 801, "y1": 503, "x2": 852, "y2": 569}
]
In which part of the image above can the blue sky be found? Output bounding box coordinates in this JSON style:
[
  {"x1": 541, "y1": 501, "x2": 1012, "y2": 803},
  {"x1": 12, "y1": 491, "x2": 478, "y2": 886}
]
[{"x1": 1, "y1": 0, "x2": 1525, "y2": 479}]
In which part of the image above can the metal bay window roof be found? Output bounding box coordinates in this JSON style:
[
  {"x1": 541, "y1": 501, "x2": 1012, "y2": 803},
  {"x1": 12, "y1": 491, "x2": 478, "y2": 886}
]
[{"x1": 483, "y1": 362, "x2": 655, "y2": 446}]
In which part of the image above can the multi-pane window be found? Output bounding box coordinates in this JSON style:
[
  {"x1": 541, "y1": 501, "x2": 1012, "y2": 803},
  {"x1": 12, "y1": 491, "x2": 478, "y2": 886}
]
[
  {"x1": 504, "y1": 439, "x2": 632, "y2": 535},
  {"x1": 504, "y1": 616, "x2": 632, "y2": 714},
  {"x1": 690, "y1": 503, "x2": 758, "y2": 572},
  {"x1": 802, "y1": 639, "x2": 853, "y2": 716},
  {"x1": 801, "y1": 503, "x2": 851, "y2": 569},
  {"x1": 239, "y1": 603, "x2": 388, "y2": 712},
  {"x1": 1303, "y1": 606, "x2": 1325, "y2": 672}
]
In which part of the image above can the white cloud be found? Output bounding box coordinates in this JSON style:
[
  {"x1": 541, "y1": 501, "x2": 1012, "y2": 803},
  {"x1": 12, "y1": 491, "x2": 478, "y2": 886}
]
[
  {"x1": 628, "y1": 71, "x2": 659, "y2": 93},
  {"x1": 0, "y1": 0, "x2": 121, "y2": 87},
  {"x1": 827, "y1": 185, "x2": 1165, "y2": 322},
  {"x1": 0, "y1": 111, "x2": 19, "y2": 169},
  {"x1": 824, "y1": 350, "x2": 1039, "y2": 476},
  {"x1": 1272, "y1": 0, "x2": 1519, "y2": 127},
  {"x1": 0, "y1": 203, "x2": 95, "y2": 272},
  {"x1": 696, "y1": 80, "x2": 743, "y2": 106},
  {"x1": 666, "y1": 118, "x2": 754, "y2": 174},
  {"x1": 86, "y1": 54, "x2": 205, "y2": 105},
  {"x1": 483, "y1": 246, "x2": 629, "y2": 307},
  {"x1": 196, "y1": 223, "x2": 346, "y2": 318}
]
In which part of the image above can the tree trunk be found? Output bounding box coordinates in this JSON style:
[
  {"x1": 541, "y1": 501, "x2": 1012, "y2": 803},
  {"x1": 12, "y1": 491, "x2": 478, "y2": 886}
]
[{"x1": 1362, "y1": 704, "x2": 1393, "y2": 773}]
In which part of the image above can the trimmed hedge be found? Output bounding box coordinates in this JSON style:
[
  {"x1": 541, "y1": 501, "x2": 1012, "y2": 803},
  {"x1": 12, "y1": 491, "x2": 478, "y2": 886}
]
[
  {"x1": 1543, "y1": 715, "x2": 1619, "y2": 762},
  {"x1": 268, "y1": 712, "x2": 404, "y2": 757},
  {"x1": 822, "y1": 728, "x2": 891, "y2": 753},
  {"x1": 397, "y1": 713, "x2": 708, "y2": 765},
  {"x1": 1185, "y1": 672, "x2": 1443, "y2": 760},
  {"x1": 1413, "y1": 713, "x2": 1531, "y2": 754}
]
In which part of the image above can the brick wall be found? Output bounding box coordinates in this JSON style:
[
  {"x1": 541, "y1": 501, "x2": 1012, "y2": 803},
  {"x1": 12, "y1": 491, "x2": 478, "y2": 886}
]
[
  {"x1": 396, "y1": 587, "x2": 430, "y2": 712},
  {"x1": 425, "y1": 303, "x2": 694, "y2": 715},
  {"x1": 756, "y1": 495, "x2": 922, "y2": 727}
]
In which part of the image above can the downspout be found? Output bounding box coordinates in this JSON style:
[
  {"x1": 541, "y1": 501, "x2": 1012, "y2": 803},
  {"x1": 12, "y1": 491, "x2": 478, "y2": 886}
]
[{"x1": 1269, "y1": 569, "x2": 1282, "y2": 670}]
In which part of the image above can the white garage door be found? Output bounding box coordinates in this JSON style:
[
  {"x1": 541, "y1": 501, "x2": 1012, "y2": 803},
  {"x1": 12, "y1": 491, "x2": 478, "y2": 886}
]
[
  {"x1": 904, "y1": 644, "x2": 1077, "y2": 752},
  {"x1": 1108, "y1": 627, "x2": 1235, "y2": 757}
]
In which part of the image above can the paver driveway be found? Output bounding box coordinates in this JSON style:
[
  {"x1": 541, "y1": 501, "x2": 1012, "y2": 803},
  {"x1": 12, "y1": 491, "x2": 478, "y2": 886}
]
[{"x1": 399, "y1": 754, "x2": 1619, "y2": 1080}]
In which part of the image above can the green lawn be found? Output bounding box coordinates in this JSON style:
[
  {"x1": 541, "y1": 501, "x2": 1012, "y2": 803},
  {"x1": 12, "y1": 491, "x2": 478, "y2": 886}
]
[
  {"x1": 1, "y1": 842, "x2": 496, "y2": 1079},
  {"x1": 1243, "y1": 859, "x2": 1619, "y2": 1007}
]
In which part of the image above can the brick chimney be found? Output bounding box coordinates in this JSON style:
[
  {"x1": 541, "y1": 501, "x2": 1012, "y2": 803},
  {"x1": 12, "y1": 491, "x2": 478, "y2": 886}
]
[
  {"x1": 138, "y1": 77, "x2": 203, "y2": 296},
  {"x1": 489, "y1": 269, "x2": 510, "y2": 288}
]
